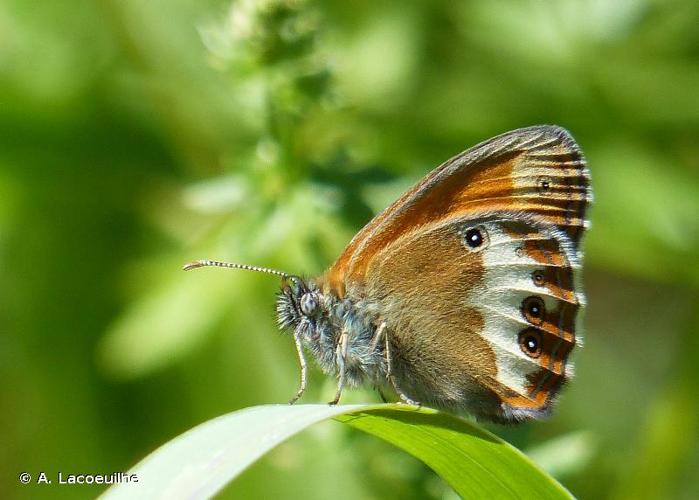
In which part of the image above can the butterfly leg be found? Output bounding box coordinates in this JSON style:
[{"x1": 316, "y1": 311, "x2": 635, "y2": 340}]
[
  {"x1": 384, "y1": 328, "x2": 421, "y2": 407},
  {"x1": 369, "y1": 323, "x2": 391, "y2": 403},
  {"x1": 369, "y1": 321, "x2": 387, "y2": 352},
  {"x1": 329, "y1": 329, "x2": 349, "y2": 405},
  {"x1": 288, "y1": 328, "x2": 308, "y2": 405}
]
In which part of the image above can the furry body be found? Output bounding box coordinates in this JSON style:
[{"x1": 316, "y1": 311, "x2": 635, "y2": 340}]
[{"x1": 277, "y1": 278, "x2": 387, "y2": 389}]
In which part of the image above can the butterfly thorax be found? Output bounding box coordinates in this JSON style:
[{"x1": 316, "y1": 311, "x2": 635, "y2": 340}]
[{"x1": 276, "y1": 277, "x2": 386, "y2": 387}]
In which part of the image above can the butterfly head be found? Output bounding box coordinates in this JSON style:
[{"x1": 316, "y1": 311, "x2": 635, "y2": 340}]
[{"x1": 276, "y1": 275, "x2": 323, "y2": 331}]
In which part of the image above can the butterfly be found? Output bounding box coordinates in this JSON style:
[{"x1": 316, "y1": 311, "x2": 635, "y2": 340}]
[{"x1": 184, "y1": 125, "x2": 592, "y2": 423}]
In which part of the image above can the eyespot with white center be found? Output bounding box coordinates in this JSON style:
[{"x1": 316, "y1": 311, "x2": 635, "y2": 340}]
[
  {"x1": 461, "y1": 225, "x2": 489, "y2": 252},
  {"x1": 531, "y1": 270, "x2": 546, "y2": 287},
  {"x1": 518, "y1": 328, "x2": 543, "y2": 358},
  {"x1": 537, "y1": 175, "x2": 553, "y2": 195},
  {"x1": 522, "y1": 296, "x2": 546, "y2": 325}
]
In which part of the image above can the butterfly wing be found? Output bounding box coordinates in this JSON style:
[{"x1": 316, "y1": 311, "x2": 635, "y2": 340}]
[
  {"x1": 322, "y1": 125, "x2": 590, "y2": 297},
  {"x1": 320, "y1": 125, "x2": 591, "y2": 422},
  {"x1": 364, "y1": 214, "x2": 583, "y2": 421}
]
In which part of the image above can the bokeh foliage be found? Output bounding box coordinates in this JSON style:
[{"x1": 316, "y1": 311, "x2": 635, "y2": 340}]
[{"x1": 1, "y1": 0, "x2": 697, "y2": 499}]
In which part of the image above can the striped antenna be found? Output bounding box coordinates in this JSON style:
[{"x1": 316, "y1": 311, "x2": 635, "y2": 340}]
[{"x1": 182, "y1": 259, "x2": 289, "y2": 279}]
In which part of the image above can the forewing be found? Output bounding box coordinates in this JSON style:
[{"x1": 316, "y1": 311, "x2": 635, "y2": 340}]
[{"x1": 322, "y1": 125, "x2": 591, "y2": 297}]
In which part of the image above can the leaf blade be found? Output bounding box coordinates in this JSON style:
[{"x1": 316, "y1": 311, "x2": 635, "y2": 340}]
[
  {"x1": 336, "y1": 406, "x2": 573, "y2": 499},
  {"x1": 101, "y1": 404, "x2": 571, "y2": 499}
]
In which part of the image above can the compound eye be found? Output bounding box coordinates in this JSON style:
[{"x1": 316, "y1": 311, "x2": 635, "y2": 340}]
[{"x1": 299, "y1": 292, "x2": 318, "y2": 316}]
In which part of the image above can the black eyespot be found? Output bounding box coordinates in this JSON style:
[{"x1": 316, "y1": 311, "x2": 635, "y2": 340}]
[
  {"x1": 522, "y1": 296, "x2": 545, "y2": 325},
  {"x1": 531, "y1": 270, "x2": 546, "y2": 286},
  {"x1": 537, "y1": 176, "x2": 553, "y2": 195},
  {"x1": 519, "y1": 328, "x2": 543, "y2": 358},
  {"x1": 465, "y1": 228, "x2": 483, "y2": 248},
  {"x1": 462, "y1": 226, "x2": 489, "y2": 252}
]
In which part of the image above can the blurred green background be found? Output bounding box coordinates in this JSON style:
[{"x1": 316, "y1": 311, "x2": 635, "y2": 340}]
[{"x1": 2, "y1": 0, "x2": 698, "y2": 498}]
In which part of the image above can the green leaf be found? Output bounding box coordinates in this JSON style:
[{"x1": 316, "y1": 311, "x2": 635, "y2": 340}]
[{"x1": 101, "y1": 404, "x2": 572, "y2": 499}]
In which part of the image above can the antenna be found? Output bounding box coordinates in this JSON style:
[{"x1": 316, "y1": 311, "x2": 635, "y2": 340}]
[{"x1": 182, "y1": 259, "x2": 289, "y2": 279}]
